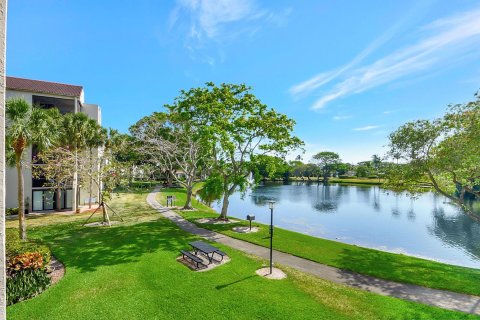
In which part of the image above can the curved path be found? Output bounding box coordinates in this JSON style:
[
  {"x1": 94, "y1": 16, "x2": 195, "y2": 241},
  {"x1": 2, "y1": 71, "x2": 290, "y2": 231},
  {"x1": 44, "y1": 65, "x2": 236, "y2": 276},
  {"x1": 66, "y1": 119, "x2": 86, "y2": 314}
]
[{"x1": 147, "y1": 188, "x2": 480, "y2": 315}]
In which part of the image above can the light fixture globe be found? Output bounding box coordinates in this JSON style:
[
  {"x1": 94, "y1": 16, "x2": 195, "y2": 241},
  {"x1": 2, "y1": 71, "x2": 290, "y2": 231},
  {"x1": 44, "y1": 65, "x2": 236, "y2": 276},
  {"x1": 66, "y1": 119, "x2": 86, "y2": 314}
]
[{"x1": 268, "y1": 200, "x2": 275, "y2": 210}]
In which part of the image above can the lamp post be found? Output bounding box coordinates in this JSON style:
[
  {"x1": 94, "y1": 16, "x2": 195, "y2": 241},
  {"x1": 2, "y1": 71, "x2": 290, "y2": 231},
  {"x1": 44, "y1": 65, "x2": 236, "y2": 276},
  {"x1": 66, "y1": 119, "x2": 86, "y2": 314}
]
[{"x1": 268, "y1": 200, "x2": 275, "y2": 274}]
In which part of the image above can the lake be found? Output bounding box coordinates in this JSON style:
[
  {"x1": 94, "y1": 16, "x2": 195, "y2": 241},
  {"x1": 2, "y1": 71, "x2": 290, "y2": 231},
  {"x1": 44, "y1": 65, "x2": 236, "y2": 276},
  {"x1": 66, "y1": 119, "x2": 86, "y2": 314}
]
[{"x1": 212, "y1": 182, "x2": 480, "y2": 268}]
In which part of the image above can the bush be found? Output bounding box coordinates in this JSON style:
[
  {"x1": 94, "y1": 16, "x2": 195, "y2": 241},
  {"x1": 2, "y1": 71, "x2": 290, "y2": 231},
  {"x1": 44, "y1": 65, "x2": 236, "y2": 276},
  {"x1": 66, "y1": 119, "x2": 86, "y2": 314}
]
[
  {"x1": 6, "y1": 230, "x2": 51, "y2": 265},
  {"x1": 338, "y1": 175, "x2": 353, "y2": 179},
  {"x1": 7, "y1": 269, "x2": 50, "y2": 305},
  {"x1": 6, "y1": 230, "x2": 52, "y2": 305},
  {"x1": 368, "y1": 175, "x2": 379, "y2": 179},
  {"x1": 7, "y1": 252, "x2": 45, "y2": 274},
  {"x1": 6, "y1": 208, "x2": 19, "y2": 216}
]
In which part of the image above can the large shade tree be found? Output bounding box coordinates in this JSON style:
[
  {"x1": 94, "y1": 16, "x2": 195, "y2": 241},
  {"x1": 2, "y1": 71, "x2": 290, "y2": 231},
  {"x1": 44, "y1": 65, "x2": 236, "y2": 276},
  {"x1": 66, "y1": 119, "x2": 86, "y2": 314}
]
[
  {"x1": 130, "y1": 112, "x2": 209, "y2": 209},
  {"x1": 168, "y1": 82, "x2": 303, "y2": 219},
  {"x1": 312, "y1": 151, "x2": 340, "y2": 181},
  {"x1": 6, "y1": 98, "x2": 58, "y2": 239},
  {"x1": 387, "y1": 93, "x2": 480, "y2": 216}
]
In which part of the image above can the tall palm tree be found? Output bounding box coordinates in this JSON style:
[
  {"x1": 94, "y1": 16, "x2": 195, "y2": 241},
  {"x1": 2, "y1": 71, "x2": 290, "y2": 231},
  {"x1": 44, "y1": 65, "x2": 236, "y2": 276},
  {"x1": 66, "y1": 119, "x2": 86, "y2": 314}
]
[
  {"x1": 60, "y1": 113, "x2": 95, "y2": 212},
  {"x1": 6, "y1": 98, "x2": 58, "y2": 240}
]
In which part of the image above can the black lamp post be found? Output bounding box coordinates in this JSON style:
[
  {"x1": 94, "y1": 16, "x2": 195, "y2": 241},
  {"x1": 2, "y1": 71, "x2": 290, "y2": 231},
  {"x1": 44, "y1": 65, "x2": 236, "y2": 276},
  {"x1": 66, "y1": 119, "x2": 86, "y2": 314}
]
[{"x1": 268, "y1": 200, "x2": 275, "y2": 274}]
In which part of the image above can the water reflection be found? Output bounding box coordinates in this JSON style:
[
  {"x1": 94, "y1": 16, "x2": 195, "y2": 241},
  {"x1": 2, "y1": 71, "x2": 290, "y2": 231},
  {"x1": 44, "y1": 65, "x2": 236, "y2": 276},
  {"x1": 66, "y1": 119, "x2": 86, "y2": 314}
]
[
  {"x1": 430, "y1": 206, "x2": 480, "y2": 262},
  {"x1": 213, "y1": 182, "x2": 480, "y2": 268}
]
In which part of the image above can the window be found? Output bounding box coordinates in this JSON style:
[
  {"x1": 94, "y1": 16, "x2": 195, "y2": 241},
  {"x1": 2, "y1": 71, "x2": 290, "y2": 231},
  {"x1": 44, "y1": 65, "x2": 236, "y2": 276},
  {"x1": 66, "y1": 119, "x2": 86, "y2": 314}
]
[{"x1": 32, "y1": 189, "x2": 73, "y2": 211}]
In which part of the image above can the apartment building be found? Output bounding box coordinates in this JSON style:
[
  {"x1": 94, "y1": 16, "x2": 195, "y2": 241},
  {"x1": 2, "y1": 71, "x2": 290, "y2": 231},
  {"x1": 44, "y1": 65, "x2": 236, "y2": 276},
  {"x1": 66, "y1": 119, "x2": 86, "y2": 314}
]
[{"x1": 5, "y1": 76, "x2": 101, "y2": 211}]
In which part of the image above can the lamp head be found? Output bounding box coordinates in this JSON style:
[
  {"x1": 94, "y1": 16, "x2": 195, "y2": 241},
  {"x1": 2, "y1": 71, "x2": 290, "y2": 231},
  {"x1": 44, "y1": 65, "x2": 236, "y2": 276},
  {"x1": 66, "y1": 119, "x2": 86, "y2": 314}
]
[{"x1": 268, "y1": 200, "x2": 275, "y2": 210}]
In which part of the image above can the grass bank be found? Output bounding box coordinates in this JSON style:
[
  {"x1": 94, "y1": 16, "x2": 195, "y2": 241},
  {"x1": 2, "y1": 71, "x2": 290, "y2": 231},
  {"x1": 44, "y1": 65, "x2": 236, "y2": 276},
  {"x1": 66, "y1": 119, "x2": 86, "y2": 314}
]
[
  {"x1": 6, "y1": 189, "x2": 476, "y2": 319},
  {"x1": 159, "y1": 188, "x2": 480, "y2": 297}
]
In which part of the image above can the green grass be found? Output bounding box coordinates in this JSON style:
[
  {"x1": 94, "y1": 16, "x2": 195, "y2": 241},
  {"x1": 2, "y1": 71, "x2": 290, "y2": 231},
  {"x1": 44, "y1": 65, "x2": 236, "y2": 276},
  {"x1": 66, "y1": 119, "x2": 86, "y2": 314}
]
[
  {"x1": 6, "y1": 190, "x2": 476, "y2": 319},
  {"x1": 160, "y1": 188, "x2": 480, "y2": 297}
]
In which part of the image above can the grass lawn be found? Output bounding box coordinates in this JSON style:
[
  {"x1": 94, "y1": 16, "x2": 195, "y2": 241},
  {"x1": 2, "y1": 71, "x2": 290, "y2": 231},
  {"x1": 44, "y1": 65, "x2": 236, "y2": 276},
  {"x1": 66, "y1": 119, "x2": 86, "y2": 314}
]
[
  {"x1": 6, "y1": 189, "x2": 476, "y2": 319},
  {"x1": 159, "y1": 188, "x2": 480, "y2": 297}
]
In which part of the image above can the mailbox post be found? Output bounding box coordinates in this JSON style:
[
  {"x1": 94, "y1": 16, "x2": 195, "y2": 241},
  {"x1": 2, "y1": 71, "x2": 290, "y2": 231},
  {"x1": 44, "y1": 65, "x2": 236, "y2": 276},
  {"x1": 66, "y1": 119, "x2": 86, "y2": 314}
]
[
  {"x1": 246, "y1": 214, "x2": 255, "y2": 231},
  {"x1": 268, "y1": 200, "x2": 275, "y2": 274}
]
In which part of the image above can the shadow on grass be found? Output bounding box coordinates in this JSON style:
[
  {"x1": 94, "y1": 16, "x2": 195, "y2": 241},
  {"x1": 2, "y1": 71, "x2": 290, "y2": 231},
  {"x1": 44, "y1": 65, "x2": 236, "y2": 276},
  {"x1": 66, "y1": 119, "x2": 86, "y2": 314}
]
[
  {"x1": 33, "y1": 218, "x2": 197, "y2": 273},
  {"x1": 215, "y1": 275, "x2": 257, "y2": 290}
]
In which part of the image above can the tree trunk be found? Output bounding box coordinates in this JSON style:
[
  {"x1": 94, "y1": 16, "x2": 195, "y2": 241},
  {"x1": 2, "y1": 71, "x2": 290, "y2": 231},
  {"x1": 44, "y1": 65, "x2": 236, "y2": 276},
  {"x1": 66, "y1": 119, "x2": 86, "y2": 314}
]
[
  {"x1": 88, "y1": 176, "x2": 93, "y2": 209},
  {"x1": 55, "y1": 188, "x2": 61, "y2": 211},
  {"x1": 102, "y1": 203, "x2": 110, "y2": 226},
  {"x1": 15, "y1": 152, "x2": 26, "y2": 240},
  {"x1": 72, "y1": 149, "x2": 78, "y2": 213},
  {"x1": 0, "y1": 1, "x2": 8, "y2": 315},
  {"x1": 183, "y1": 186, "x2": 193, "y2": 210},
  {"x1": 88, "y1": 148, "x2": 93, "y2": 209},
  {"x1": 219, "y1": 192, "x2": 229, "y2": 220}
]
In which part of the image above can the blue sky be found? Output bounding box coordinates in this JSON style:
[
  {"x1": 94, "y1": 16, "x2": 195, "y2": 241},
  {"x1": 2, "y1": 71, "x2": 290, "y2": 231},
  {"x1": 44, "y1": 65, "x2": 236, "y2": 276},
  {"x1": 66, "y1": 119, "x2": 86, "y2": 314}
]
[{"x1": 6, "y1": 0, "x2": 480, "y2": 163}]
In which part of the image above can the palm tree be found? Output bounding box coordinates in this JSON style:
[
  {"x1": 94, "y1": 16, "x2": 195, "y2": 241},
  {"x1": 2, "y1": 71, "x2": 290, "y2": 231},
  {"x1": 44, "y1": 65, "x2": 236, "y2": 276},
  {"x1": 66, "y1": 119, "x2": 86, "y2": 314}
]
[
  {"x1": 6, "y1": 98, "x2": 58, "y2": 240},
  {"x1": 60, "y1": 113, "x2": 93, "y2": 213}
]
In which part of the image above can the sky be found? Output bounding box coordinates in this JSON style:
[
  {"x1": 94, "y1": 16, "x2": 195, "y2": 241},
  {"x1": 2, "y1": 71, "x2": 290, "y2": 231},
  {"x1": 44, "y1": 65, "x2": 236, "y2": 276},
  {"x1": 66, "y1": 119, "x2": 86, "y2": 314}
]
[{"x1": 6, "y1": 0, "x2": 480, "y2": 163}]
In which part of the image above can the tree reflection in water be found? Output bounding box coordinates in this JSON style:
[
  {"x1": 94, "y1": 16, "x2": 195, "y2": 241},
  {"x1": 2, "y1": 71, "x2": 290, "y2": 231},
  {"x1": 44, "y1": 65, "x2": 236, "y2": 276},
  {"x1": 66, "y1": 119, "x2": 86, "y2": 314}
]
[{"x1": 429, "y1": 205, "x2": 480, "y2": 261}]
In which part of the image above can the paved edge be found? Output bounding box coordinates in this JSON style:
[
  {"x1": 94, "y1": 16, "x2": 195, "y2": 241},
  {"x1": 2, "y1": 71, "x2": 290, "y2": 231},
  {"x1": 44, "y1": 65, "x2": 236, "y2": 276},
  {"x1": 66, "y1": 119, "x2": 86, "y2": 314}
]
[{"x1": 147, "y1": 187, "x2": 480, "y2": 315}]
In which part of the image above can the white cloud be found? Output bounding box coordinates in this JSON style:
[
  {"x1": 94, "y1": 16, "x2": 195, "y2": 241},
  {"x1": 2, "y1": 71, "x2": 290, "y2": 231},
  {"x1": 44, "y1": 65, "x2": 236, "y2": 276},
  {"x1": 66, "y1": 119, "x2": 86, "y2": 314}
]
[
  {"x1": 382, "y1": 110, "x2": 396, "y2": 115},
  {"x1": 332, "y1": 115, "x2": 351, "y2": 120},
  {"x1": 171, "y1": 0, "x2": 266, "y2": 40},
  {"x1": 291, "y1": 6, "x2": 480, "y2": 109},
  {"x1": 353, "y1": 125, "x2": 380, "y2": 131},
  {"x1": 289, "y1": 2, "x2": 429, "y2": 98},
  {"x1": 170, "y1": 0, "x2": 289, "y2": 64}
]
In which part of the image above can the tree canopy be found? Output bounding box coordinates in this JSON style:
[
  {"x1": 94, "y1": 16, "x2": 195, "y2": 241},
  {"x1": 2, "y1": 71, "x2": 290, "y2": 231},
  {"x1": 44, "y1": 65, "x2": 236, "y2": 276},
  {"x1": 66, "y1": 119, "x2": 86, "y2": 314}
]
[
  {"x1": 387, "y1": 92, "x2": 480, "y2": 215},
  {"x1": 167, "y1": 82, "x2": 303, "y2": 219}
]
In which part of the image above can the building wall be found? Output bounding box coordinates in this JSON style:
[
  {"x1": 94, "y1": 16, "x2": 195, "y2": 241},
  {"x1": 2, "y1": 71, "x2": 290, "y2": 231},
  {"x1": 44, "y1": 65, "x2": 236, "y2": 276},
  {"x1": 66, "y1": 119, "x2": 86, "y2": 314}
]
[
  {"x1": 79, "y1": 103, "x2": 102, "y2": 207},
  {"x1": 5, "y1": 89, "x2": 101, "y2": 211}
]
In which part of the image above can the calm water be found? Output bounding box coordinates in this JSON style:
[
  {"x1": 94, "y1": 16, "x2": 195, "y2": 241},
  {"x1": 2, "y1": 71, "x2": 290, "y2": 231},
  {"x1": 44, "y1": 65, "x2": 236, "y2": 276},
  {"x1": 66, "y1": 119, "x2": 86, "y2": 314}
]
[{"x1": 212, "y1": 182, "x2": 480, "y2": 268}]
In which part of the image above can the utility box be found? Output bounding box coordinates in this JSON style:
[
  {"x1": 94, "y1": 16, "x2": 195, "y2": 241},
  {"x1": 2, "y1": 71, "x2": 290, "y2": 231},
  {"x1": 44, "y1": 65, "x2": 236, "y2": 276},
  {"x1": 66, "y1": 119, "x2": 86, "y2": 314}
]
[{"x1": 246, "y1": 214, "x2": 255, "y2": 230}]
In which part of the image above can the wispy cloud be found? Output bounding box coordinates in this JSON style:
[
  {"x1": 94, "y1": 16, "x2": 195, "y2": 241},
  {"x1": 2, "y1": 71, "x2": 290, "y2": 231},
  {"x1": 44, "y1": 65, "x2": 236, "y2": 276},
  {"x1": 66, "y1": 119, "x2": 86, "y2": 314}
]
[
  {"x1": 172, "y1": 0, "x2": 265, "y2": 40},
  {"x1": 289, "y1": 2, "x2": 430, "y2": 98},
  {"x1": 333, "y1": 115, "x2": 352, "y2": 121},
  {"x1": 382, "y1": 110, "x2": 397, "y2": 115},
  {"x1": 291, "y1": 6, "x2": 480, "y2": 109},
  {"x1": 170, "y1": 0, "x2": 289, "y2": 64},
  {"x1": 353, "y1": 125, "x2": 380, "y2": 131}
]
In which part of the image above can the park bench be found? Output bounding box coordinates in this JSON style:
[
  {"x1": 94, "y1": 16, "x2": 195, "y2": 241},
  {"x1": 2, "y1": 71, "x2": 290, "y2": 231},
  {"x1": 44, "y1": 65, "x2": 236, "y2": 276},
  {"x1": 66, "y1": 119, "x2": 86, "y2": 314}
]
[
  {"x1": 189, "y1": 240, "x2": 228, "y2": 264},
  {"x1": 214, "y1": 250, "x2": 227, "y2": 261},
  {"x1": 180, "y1": 250, "x2": 205, "y2": 269}
]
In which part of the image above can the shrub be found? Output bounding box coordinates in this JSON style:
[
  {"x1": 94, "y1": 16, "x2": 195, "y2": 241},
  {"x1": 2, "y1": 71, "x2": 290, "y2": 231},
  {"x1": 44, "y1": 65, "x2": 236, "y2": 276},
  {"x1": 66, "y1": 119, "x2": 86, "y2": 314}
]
[
  {"x1": 6, "y1": 230, "x2": 52, "y2": 305},
  {"x1": 368, "y1": 175, "x2": 379, "y2": 179},
  {"x1": 7, "y1": 269, "x2": 50, "y2": 305},
  {"x1": 6, "y1": 230, "x2": 51, "y2": 265},
  {"x1": 7, "y1": 252, "x2": 45, "y2": 274},
  {"x1": 6, "y1": 208, "x2": 19, "y2": 216},
  {"x1": 338, "y1": 175, "x2": 353, "y2": 179}
]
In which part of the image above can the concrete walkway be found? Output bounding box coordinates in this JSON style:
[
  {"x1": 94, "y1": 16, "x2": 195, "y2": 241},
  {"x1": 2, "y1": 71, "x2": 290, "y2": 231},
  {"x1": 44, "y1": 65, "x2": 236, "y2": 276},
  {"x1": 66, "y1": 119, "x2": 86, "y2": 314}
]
[{"x1": 147, "y1": 188, "x2": 480, "y2": 315}]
